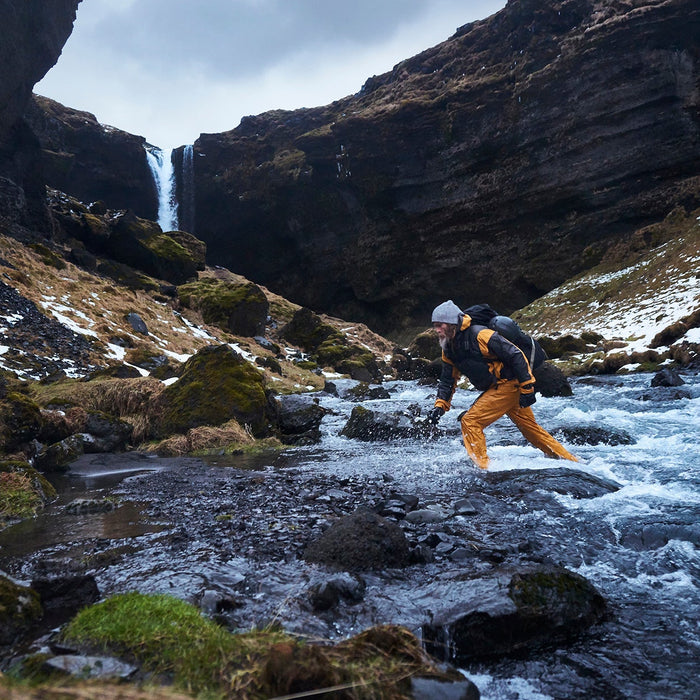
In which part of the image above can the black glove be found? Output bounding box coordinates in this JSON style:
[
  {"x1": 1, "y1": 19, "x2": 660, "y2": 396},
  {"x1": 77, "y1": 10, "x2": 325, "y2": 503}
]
[
  {"x1": 426, "y1": 406, "x2": 445, "y2": 425},
  {"x1": 519, "y1": 391, "x2": 536, "y2": 408}
]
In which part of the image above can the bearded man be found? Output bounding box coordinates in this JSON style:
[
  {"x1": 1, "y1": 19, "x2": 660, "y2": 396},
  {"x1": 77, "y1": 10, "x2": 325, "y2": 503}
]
[{"x1": 427, "y1": 300, "x2": 577, "y2": 469}]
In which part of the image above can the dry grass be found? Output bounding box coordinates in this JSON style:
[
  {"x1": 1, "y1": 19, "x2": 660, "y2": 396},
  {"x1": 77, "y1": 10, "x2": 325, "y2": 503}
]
[
  {"x1": 32, "y1": 378, "x2": 166, "y2": 444},
  {"x1": 151, "y1": 420, "x2": 254, "y2": 456}
]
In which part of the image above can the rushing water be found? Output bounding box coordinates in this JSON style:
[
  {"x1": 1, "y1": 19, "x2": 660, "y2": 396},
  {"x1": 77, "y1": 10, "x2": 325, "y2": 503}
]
[
  {"x1": 145, "y1": 146, "x2": 178, "y2": 231},
  {"x1": 1, "y1": 371, "x2": 699, "y2": 698}
]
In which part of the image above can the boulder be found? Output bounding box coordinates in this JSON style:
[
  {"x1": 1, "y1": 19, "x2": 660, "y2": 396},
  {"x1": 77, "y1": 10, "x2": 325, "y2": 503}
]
[
  {"x1": 281, "y1": 307, "x2": 381, "y2": 381},
  {"x1": 34, "y1": 434, "x2": 84, "y2": 472},
  {"x1": 270, "y1": 394, "x2": 327, "y2": 445},
  {"x1": 303, "y1": 510, "x2": 411, "y2": 571},
  {"x1": 551, "y1": 426, "x2": 634, "y2": 446},
  {"x1": 422, "y1": 565, "x2": 607, "y2": 662},
  {"x1": 31, "y1": 574, "x2": 99, "y2": 628},
  {"x1": 157, "y1": 344, "x2": 270, "y2": 437},
  {"x1": 177, "y1": 278, "x2": 269, "y2": 337},
  {"x1": 340, "y1": 405, "x2": 434, "y2": 441},
  {"x1": 0, "y1": 391, "x2": 42, "y2": 452},
  {"x1": 0, "y1": 574, "x2": 42, "y2": 647},
  {"x1": 485, "y1": 467, "x2": 621, "y2": 500},
  {"x1": 533, "y1": 361, "x2": 573, "y2": 397},
  {"x1": 651, "y1": 368, "x2": 685, "y2": 387}
]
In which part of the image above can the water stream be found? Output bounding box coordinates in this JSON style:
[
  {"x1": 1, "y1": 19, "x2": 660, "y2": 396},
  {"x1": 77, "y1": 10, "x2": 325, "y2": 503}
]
[{"x1": 1, "y1": 372, "x2": 698, "y2": 698}]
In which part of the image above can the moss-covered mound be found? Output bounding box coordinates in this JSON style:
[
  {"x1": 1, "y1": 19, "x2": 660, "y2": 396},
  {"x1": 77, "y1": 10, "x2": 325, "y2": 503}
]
[
  {"x1": 56, "y1": 592, "x2": 461, "y2": 699},
  {"x1": 177, "y1": 278, "x2": 269, "y2": 337},
  {"x1": 157, "y1": 344, "x2": 269, "y2": 438},
  {"x1": 281, "y1": 307, "x2": 381, "y2": 381},
  {"x1": 0, "y1": 391, "x2": 42, "y2": 452}
]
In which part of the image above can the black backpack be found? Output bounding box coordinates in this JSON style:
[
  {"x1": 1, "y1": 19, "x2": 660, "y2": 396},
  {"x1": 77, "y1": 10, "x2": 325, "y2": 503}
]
[{"x1": 463, "y1": 304, "x2": 547, "y2": 369}]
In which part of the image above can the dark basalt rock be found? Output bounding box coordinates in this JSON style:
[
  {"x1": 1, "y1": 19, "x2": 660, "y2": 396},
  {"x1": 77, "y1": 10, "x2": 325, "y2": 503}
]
[
  {"x1": 303, "y1": 510, "x2": 411, "y2": 571},
  {"x1": 186, "y1": 0, "x2": 700, "y2": 338},
  {"x1": 0, "y1": 0, "x2": 80, "y2": 232},
  {"x1": 551, "y1": 425, "x2": 635, "y2": 446},
  {"x1": 25, "y1": 96, "x2": 158, "y2": 220},
  {"x1": 485, "y1": 467, "x2": 621, "y2": 499},
  {"x1": 422, "y1": 564, "x2": 607, "y2": 662}
]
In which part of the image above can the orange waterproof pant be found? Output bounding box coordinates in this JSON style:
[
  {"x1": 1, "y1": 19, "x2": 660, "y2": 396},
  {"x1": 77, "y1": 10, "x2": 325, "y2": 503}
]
[{"x1": 460, "y1": 380, "x2": 578, "y2": 470}]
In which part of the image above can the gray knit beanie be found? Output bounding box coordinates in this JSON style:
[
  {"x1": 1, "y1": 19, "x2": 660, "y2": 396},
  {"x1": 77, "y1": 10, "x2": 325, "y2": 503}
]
[{"x1": 431, "y1": 300, "x2": 462, "y2": 325}]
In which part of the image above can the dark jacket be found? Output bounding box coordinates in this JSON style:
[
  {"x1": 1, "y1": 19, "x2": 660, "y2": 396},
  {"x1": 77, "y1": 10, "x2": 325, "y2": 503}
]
[{"x1": 435, "y1": 315, "x2": 535, "y2": 411}]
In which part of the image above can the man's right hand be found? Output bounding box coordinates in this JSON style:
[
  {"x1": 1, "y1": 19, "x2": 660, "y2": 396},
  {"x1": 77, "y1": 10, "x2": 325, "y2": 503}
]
[{"x1": 426, "y1": 407, "x2": 445, "y2": 425}]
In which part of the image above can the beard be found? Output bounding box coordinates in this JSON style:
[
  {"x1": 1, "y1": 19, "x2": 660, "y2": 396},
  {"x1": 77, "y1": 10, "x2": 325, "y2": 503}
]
[{"x1": 438, "y1": 325, "x2": 457, "y2": 351}]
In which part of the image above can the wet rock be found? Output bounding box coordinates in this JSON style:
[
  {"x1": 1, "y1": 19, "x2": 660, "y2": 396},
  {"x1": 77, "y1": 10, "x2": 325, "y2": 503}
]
[
  {"x1": 64, "y1": 498, "x2": 116, "y2": 515},
  {"x1": 34, "y1": 434, "x2": 84, "y2": 472},
  {"x1": 31, "y1": 574, "x2": 99, "y2": 628},
  {"x1": 308, "y1": 573, "x2": 366, "y2": 611},
  {"x1": 340, "y1": 405, "x2": 433, "y2": 441},
  {"x1": 0, "y1": 574, "x2": 42, "y2": 647},
  {"x1": 344, "y1": 382, "x2": 391, "y2": 401},
  {"x1": 270, "y1": 394, "x2": 327, "y2": 445},
  {"x1": 639, "y1": 386, "x2": 692, "y2": 401},
  {"x1": 422, "y1": 565, "x2": 607, "y2": 663},
  {"x1": 651, "y1": 368, "x2": 685, "y2": 387},
  {"x1": 405, "y1": 506, "x2": 451, "y2": 524},
  {"x1": 485, "y1": 467, "x2": 621, "y2": 500},
  {"x1": 303, "y1": 510, "x2": 411, "y2": 571},
  {"x1": 44, "y1": 654, "x2": 137, "y2": 680},
  {"x1": 411, "y1": 675, "x2": 480, "y2": 700},
  {"x1": 534, "y1": 362, "x2": 573, "y2": 397},
  {"x1": 551, "y1": 426, "x2": 634, "y2": 446}
]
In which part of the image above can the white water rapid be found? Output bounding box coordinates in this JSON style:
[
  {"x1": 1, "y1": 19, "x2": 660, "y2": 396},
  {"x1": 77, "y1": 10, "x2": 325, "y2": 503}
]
[{"x1": 145, "y1": 146, "x2": 177, "y2": 232}]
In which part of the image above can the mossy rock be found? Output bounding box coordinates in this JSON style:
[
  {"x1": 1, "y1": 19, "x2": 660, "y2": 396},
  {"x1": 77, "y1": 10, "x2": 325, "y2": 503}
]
[
  {"x1": 280, "y1": 307, "x2": 339, "y2": 351},
  {"x1": 98, "y1": 212, "x2": 199, "y2": 284},
  {"x1": 407, "y1": 328, "x2": 442, "y2": 361},
  {"x1": 0, "y1": 575, "x2": 42, "y2": 646},
  {"x1": 178, "y1": 279, "x2": 269, "y2": 337},
  {"x1": 281, "y1": 308, "x2": 381, "y2": 380},
  {"x1": 0, "y1": 392, "x2": 43, "y2": 452},
  {"x1": 157, "y1": 344, "x2": 269, "y2": 437},
  {"x1": 0, "y1": 460, "x2": 58, "y2": 511},
  {"x1": 96, "y1": 259, "x2": 161, "y2": 293}
]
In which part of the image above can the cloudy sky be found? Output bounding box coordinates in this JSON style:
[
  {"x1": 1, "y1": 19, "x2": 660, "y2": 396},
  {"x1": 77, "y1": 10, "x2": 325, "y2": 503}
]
[{"x1": 37, "y1": 0, "x2": 506, "y2": 151}]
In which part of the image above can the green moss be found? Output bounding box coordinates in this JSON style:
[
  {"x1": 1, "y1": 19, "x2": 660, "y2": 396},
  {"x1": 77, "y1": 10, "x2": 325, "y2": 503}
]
[
  {"x1": 158, "y1": 344, "x2": 269, "y2": 437},
  {"x1": 57, "y1": 592, "x2": 456, "y2": 699},
  {"x1": 0, "y1": 392, "x2": 43, "y2": 452},
  {"x1": 178, "y1": 279, "x2": 269, "y2": 336},
  {"x1": 28, "y1": 243, "x2": 66, "y2": 270},
  {"x1": 0, "y1": 575, "x2": 42, "y2": 640}
]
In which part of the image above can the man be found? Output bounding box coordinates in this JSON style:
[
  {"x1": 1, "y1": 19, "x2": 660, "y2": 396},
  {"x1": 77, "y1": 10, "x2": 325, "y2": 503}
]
[{"x1": 427, "y1": 300, "x2": 577, "y2": 469}]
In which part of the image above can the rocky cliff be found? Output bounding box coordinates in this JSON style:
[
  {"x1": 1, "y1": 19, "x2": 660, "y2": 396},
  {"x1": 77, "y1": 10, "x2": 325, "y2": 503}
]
[
  {"x1": 0, "y1": 0, "x2": 80, "y2": 231},
  {"x1": 26, "y1": 96, "x2": 158, "y2": 221},
  {"x1": 188, "y1": 0, "x2": 700, "y2": 339}
]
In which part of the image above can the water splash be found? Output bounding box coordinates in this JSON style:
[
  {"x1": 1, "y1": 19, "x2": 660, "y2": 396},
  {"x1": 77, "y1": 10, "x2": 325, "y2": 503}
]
[{"x1": 145, "y1": 146, "x2": 178, "y2": 231}]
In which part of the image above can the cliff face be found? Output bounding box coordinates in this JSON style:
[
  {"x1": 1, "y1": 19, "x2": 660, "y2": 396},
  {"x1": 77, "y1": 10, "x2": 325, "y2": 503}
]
[
  {"x1": 190, "y1": 0, "x2": 700, "y2": 338},
  {"x1": 26, "y1": 96, "x2": 158, "y2": 220},
  {"x1": 0, "y1": 0, "x2": 81, "y2": 230}
]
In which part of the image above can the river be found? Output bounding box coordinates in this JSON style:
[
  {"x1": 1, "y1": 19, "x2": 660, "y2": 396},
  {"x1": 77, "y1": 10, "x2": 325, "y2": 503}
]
[{"x1": 1, "y1": 371, "x2": 699, "y2": 699}]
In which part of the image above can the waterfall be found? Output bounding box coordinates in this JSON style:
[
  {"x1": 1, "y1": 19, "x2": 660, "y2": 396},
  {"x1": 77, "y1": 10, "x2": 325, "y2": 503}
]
[
  {"x1": 145, "y1": 146, "x2": 178, "y2": 232},
  {"x1": 179, "y1": 144, "x2": 195, "y2": 234}
]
